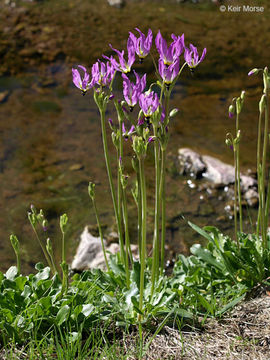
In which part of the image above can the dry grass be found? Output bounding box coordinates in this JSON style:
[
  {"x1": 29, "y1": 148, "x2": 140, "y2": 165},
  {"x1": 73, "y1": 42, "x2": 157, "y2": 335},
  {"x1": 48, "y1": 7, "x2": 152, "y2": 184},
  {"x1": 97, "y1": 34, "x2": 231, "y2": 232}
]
[{"x1": 122, "y1": 292, "x2": 270, "y2": 359}]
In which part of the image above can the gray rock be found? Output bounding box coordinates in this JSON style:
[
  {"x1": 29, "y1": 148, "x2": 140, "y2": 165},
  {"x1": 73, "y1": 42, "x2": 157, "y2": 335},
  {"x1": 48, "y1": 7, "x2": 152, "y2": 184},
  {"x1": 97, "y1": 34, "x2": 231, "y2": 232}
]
[
  {"x1": 107, "y1": 0, "x2": 125, "y2": 8},
  {"x1": 202, "y1": 155, "x2": 235, "y2": 185},
  {"x1": 178, "y1": 148, "x2": 206, "y2": 177},
  {"x1": 178, "y1": 148, "x2": 258, "y2": 206},
  {"x1": 71, "y1": 226, "x2": 138, "y2": 271}
]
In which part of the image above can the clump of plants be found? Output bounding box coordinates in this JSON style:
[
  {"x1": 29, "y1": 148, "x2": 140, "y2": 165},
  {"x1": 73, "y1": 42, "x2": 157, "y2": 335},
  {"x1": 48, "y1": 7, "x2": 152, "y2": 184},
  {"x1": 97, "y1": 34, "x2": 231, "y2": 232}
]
[{"x1": 1, "y1": 28, "x2": 270, "y2": 358}]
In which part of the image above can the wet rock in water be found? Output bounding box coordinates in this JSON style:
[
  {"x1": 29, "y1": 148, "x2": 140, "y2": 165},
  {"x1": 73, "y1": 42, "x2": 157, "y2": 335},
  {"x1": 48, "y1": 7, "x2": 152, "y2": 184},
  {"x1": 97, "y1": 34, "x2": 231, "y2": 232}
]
[
  {"x1": 244, "y1": 188, "x2": 259, "y2": 207},
  {"x1": 107, "y1": 0, "x2": 125, "y2": 8},
  {"x1": 178, "y1": 148, "x2": 258, "y2": 206},
  {"x1": 178, "y1": 148, "x2": 206, "y2": 178},
  {"x1": 71, "y1": 226, "x2": 138, "y2": 271},
  {"x1": 0, "y1": 91, "x2": 9, "y2": 103},
  {"x1": 69, "y1": 163, "x2": 84, "y2": 171}
]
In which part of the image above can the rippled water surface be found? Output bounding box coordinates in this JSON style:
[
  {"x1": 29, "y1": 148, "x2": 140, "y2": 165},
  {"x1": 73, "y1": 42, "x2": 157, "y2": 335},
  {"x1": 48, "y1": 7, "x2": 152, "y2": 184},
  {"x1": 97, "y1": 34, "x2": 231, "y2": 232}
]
[{"x1": 0, "y1": 0, "x2": 269, "y2": 272}]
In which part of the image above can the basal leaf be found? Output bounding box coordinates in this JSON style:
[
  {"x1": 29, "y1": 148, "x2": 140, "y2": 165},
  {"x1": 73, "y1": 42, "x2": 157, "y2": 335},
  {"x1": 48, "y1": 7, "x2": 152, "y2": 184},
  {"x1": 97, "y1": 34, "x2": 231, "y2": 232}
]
[
  {"x1": 55, "y1": 305, "x2": 70, "y2": 326},
  {"x1": 5, "y1": 266, "x2": 18, "y2": 281},
  {"x1": 82, "y1": 304, "x2": 94, "y2": 318}
]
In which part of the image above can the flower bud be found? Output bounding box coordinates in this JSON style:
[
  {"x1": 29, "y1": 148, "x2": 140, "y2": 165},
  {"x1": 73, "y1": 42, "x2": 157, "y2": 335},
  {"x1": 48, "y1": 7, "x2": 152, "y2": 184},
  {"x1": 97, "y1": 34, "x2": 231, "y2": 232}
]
[
  {"x1": 28, "y1": 212, "x2": 37, "y2": 227},
  {"x1": 60, "y1": 214, "x2": 68, "y2": 234},
  {"x1": 228, "y1": 104, "x2": 235, "y2": 118},
  {"x1": 236, "y1": 97, "x2": 242, "y2": 115},
  {"x1": 46, "y1": 238, "x2": 53, "y2": 255},
  {"x1": 88, "y1": 182, "x2": 95, "y2": 200},
  {"x1": 259, "y1": 94, "x2": 266, "y2": 113},
  {"x1": 10, "y1": 234, "x2": 19, "y2": 253},
  {"x1": 42, "y1": 219, "x2": 48, "y2": 232},
  {"x1": 131, "y1": 156, "x2": 139, "y2": 173},
  {"x1": 248, "y1": 68, "x2": 259, "y2": 76},
  {"x1": 169, "y1": 108, "x2": 179, "y2": 118},
  {"x1": 225, "y1": 138, "x2": 232, "y2": 147},
  {"x1": 132, "y1": 136, "x2": 146, "y2": 158},
  {"x1": 121, "y1": 174, "x2": 129, "y2": 189},
  {"x1": 240, "y1": 91, "x2": 245, "y2": 100}
]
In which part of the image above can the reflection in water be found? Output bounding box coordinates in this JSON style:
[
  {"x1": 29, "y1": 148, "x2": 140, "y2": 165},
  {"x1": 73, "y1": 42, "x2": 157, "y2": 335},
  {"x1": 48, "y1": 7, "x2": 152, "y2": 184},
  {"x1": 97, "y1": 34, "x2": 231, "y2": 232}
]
[{"x1": 0, "y1": 63, "x2": 260, "y2": 273}]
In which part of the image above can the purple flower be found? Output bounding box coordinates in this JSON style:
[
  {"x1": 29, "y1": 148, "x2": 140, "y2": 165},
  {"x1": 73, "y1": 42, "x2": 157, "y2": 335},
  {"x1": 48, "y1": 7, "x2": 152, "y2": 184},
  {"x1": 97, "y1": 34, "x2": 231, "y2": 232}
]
[
  {"x1": 91, "y1": 58, "x2": 116, "y2": 87},
  {"x1": 138, "y1": 116, "x2": 145, "y2": 126},
  {"x1": 148, "y1": 136, "x2": 154, "y2": 143},
  {"x1": 129, "y1": 28, "x2": 153, "y2": 60},
  {"x1": 155, "y1": 31, "x2": 184, "y2": 66},
  {"x1": 139, "y1": 91, "x2": 159, "y2": 118},
  {"x1": 160, "y1": 107, "x2": 165, "y2": 123},
  {"x1": 122, "y1": 123, "x2": 135, "y2": 140},
  {"x1": 122, "y1": 71, "x2": 146, "y2": 108},
  {"x1": 109, "y1": 37, "x2": 135, "y2": 73},
  {"x1": 72, "y1": 65, "x2": 92, "y2": 93},
  {"x1": 158, "y1": 58, "x2": 179, "y2": 85},
  {"x1": 184, "y1": 44, "x2": 206, "y2": 69}
]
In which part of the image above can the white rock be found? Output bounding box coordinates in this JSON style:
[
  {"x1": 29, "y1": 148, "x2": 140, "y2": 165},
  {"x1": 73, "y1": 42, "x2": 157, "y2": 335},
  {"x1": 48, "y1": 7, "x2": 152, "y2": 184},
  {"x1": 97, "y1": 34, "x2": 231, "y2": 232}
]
[
  {"x1": 107, "y1": 0, "x2": 124, "y2": 8},
  {"x1": 71, "y1": 226, "x2": 138, "y2": 271}
]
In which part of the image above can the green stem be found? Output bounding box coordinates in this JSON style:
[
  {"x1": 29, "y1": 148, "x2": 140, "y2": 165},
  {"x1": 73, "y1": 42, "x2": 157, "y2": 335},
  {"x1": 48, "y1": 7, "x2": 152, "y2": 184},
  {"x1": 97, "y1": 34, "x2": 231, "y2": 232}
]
[
  {"x1": 236, "y1": 113, "x2": 243, "y2": 233},
  {"x1": 263, "y1": 95, "x2": 269, "y2": 248},
  {"x1": 31, "y1": 225, "x2": 53, "y2": 270},
  {"x1": 261, "y1": 94, "x2": 269, "y2": 246},
  {"x1": 99, "y1": 107, "x2": 126, "y2": 265},
  {"x1": 233, "y1": 146, "x2": 239, "y2": 247},
  {"x1": 62, "y1": 232, "x2": 66, "y2": 264},
  {"x1": 137, "y1": 172, "x2": 142, "y2": 261},
  {"x1": 159, "y1": 147, "x2": 166, "y2": 274},
  {"x1": 122, "y1": 188, "x2": 133, "y2": 270},
  {"x1": 256, "y1": 111, "x2": 263, "y2": 237},
  {"x1": 92, "y1": 197, "x2": 110, "y2": 271},
  {"x1": 151, "y1": 126, "x2": 161, "y2": 293},
  {"x1": 138, "y1": 157, "x2": 147, "y2": 322},
  {"x1": 15, "y1": 252, "x2": 21, "y2": 275}
]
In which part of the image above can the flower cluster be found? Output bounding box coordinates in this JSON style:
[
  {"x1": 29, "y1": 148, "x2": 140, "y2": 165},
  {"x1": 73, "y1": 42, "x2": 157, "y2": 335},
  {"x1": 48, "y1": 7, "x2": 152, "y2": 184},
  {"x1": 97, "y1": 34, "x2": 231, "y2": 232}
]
[{"x1": 72, "y1": 28, "x2": 206, "y2": 126}]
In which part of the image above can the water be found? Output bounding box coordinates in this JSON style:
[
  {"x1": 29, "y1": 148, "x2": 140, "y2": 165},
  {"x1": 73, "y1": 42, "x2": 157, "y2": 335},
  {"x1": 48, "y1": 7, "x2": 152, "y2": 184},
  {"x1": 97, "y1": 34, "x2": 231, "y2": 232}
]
[{"x1": 0, "y1": 0, "x2": 268, "y2": 272}]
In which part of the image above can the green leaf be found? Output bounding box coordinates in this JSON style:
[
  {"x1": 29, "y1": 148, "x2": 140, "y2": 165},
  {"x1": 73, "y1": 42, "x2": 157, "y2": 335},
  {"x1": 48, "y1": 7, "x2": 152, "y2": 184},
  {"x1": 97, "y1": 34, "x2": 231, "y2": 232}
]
[
  {"x1": 34, "y1": 267, "x2": 50, "y2": 283},
  {"x1": 55, "y1": 305, "x2": 70, "y2": 326},
  {"x1": 15, "y1": 276, "x2": 27, "y2": 291},
  {"x1": 190, "y1": 244, "x2": 224, "y2": 271},
  {"x1": 21, "y1": 285, "x2": 31, "y2": 298},
  {"x1": 5, "y1": 266, "x2": 18, "y2": 280},
  {"x1": 216, "y1": 293, "x2": 246, "y2": 316},
  {"x1": 131, "y1": 296, "x2": 143, "y2": 315},
  {"x1": 82, "y1": 304, "x2": 94, "y2": 318},
  {"x1": 131, "y1": 261, "x2": 140, "y2": 290},
  {"x1": 109, "y1": 256, "x2": 125, "y2": 276},
  {"x1": 69, "y1": 331, "x2": 80, "y2": 342},
  {"x1": 35, "y1": 263, "x2": 45, "y2": 271},
  {"x1": 125, "y1": 286, "x2": 139, "y2": 307},
  {"x1": 188, "y1": 222, "x2": 213, "y2": 242}
]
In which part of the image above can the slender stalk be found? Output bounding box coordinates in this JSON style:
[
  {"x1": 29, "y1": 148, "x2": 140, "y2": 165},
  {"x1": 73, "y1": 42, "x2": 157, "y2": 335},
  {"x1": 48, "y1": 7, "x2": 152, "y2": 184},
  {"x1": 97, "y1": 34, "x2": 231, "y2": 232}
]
[
  {"x1": 159, "y1": 91, "x2": 170, "y2": 273},
  {"x1": 122, "y1": 188, "x2": 133, "y2": 269},
  {"x1": 263, "y1": 95, "x2": 269, "y2": 248},
  {"x1": 48, "y1": 252, "x2": 57, "y2": 276},
  {"x1": 138, "y1": 157, "x2": 147, "y2": 322},
  {"x1": 61, "y1": 232, "x2": 66, "y2": 265},
  {"x1": 256, "y1": 111, "x2": 263, "y2": 237},
  {"x1": 233, "y1": 146, "x2": 239, "y2": 246},
  {"x1": 236, "y1": 114, "x2": 243, "y2": 233},
  {"x1": 261, "y1": 94, "x2": 269, "y2": 246},
  {"x1": 92, "y1": 197, "x2": 110, "y2": 271},
  {"x1": 137, "y1": 172, "x2": 142, "y2": 261},
  {"x1": 99, "y1": 108, "x2": 126, "y2": 265},
  {"x1": 151, "y1": 125, "x2": 161, "y2": 292},
  {"x1": 31, "y1": 224, "x2": 53, "y2": 270},
  {"x1": 159, "y1": 147, "x2": 166, "y2": 273}
]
